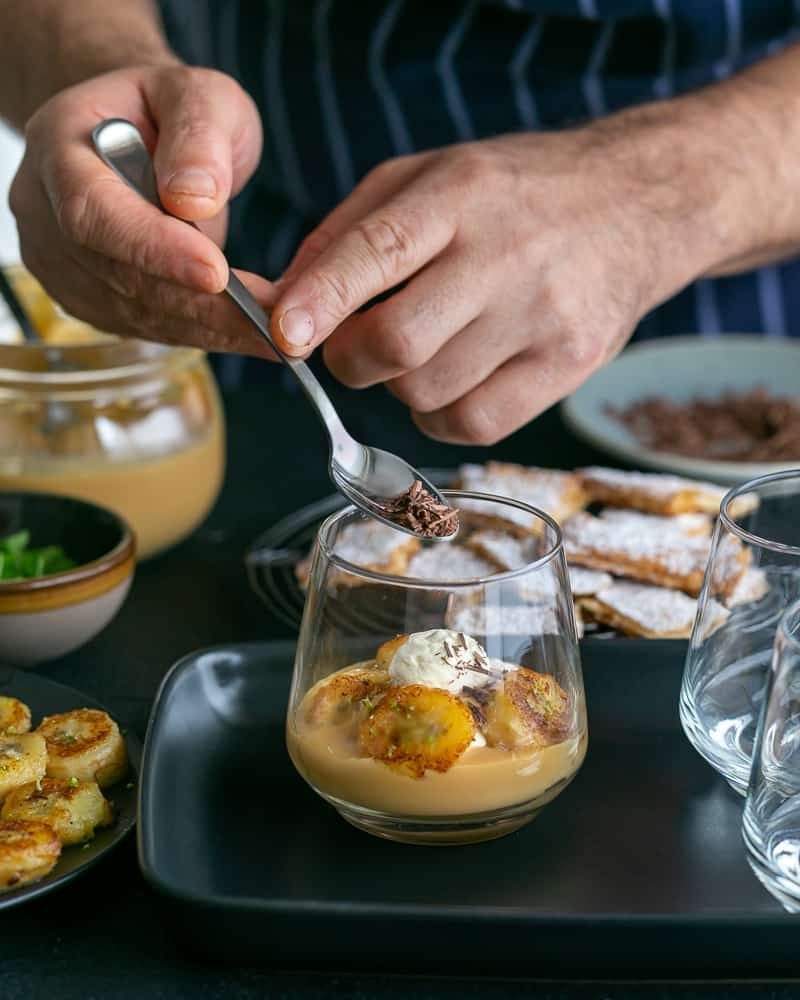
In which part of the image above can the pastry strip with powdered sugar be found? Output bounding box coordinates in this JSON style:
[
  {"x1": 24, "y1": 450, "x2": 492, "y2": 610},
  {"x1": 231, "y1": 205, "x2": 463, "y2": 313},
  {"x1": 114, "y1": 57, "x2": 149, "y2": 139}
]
[
  {"x1": 580, "y1": 580, "x2": 729, "y2": 639},
  {"x1": 579, "y1": 466, "x2": 757, "y2": 517},
  {"x1": 457, "y1": 462, "x2": 587, "y2": 534},
  {"x1": 563, "y1": 512, "x2": 748, "y2": 597}
]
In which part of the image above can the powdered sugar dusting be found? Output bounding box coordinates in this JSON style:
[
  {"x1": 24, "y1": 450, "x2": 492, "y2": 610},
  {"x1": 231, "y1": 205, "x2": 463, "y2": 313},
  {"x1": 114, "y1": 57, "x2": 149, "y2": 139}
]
[
  {"x1": 580, "y1": 466, "x2": 727, "y2": 501},
  {"x1": 334, "y1": 520, "x2": 414, "y2": 566},
  {"x1": 406, "y1": 545, "x2": 496, "y2": 581},
  {"x1": 599, "y1": 509, "x2": 712, "y2": 537},
  {"x1": 568, "y1": 567, "x2": 613, "y2": 596},
  {"x1": 448, "y1": 603, "x2": 560, "y2": 636},
  {"x1": 459, "y1": 462, "x2": 582, "y2": 528},
  {"x1": 564, "y1": 512, "x2": 712, "y2": 577},
  {"x1": 726, "y1": 566, "x2": 769, "y2": 607},
  {"x1": 468, "y1": 530, "x2": 536, "y2": 571}
]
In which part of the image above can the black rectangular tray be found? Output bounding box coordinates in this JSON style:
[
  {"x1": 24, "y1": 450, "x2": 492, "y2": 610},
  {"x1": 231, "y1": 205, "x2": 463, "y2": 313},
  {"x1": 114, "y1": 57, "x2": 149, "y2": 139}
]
[{"x1": 138, "y1": 639, "x2": 795, "y2": 976}]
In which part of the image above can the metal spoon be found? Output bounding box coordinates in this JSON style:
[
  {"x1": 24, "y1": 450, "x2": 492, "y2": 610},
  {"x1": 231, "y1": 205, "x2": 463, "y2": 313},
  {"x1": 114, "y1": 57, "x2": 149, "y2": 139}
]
[
  {"x1": 91, "y1": 118, "x2": 454, "y2": 540},
  {"x1": 0, "y1": 266, "x2": 74, "y2": 431},
  {"x1": 0, "y1": 268, "x2": 39, "y2": 343}
]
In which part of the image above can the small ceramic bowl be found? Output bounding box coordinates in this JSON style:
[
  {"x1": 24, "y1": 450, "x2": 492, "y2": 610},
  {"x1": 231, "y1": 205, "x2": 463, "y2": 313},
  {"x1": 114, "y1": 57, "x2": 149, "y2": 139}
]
[{"x1": 0, "y1": 492, "x2": 135, "y2": 666}]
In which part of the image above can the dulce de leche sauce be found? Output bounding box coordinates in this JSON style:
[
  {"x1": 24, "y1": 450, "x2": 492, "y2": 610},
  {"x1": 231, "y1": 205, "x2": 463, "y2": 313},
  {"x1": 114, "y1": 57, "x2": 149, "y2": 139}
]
[
  {"x1": 2, "y1": 421, "x2": 224, "y2": 560},
  {"x1": 287, "y1": 663, "x2": 586, "y2": 817}
]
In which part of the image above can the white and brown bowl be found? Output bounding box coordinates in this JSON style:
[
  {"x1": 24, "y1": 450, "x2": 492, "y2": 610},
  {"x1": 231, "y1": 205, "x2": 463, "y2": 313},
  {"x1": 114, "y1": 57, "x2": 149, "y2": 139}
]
[{"x1": 0, "y1": 492, "x2": 135, "y2": 666}]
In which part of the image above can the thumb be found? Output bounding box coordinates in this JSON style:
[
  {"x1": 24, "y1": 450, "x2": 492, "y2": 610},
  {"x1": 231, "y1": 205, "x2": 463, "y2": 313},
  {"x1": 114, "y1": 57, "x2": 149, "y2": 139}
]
[{"x1": 147, "y1": 68, "x2": 261, "y2": 221}]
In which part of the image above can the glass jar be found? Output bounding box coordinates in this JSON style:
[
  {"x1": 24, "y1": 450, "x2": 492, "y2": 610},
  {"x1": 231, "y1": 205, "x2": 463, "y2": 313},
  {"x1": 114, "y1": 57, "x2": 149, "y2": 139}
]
[{"x1": 0, "y1": 337, "x2": 225, "y2": 559}]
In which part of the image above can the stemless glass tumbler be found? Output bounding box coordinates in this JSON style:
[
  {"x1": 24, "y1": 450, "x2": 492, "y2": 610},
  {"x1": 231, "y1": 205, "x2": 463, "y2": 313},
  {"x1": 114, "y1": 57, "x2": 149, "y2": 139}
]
[
  {"x1": 743, "y1": 598, "x2": 800, "y2": 912},
  {"x1": 680, "y1": 470, "x2": 800, "y2": 794},
  {"x1": 286, "y1": 492, "x2": 587, "y2": 845}
]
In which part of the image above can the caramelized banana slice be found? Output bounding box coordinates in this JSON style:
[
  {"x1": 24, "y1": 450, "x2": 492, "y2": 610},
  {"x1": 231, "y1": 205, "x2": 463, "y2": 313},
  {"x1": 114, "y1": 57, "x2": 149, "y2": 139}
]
[
  {"x1": 0, "y1": 733, "x2": 47, "y2": 802},
  {"x1": 375, "y1": 635, "x2": 409, "y2": 670},
  {"x1": 37, "y1": 710, "x2": 128, "y2": 789},
  {"x1": 0, "y1": 697, "x2": 32, "y2": 736},
  {"x1": 0, "y1": 819, "x2": 61, "y2": 892},
  {"x1": 483, "y1": 667, "x2": 569, "y2": 751},
  {"x1": 359, "y1": 684, "x2": 475, "y2": 778},
  {"x1": 2, "y1": 778, "x2": 113, "y2": 846},
  {"x1": 304, "y1": 668, "x2": 390, "y2": 727}
]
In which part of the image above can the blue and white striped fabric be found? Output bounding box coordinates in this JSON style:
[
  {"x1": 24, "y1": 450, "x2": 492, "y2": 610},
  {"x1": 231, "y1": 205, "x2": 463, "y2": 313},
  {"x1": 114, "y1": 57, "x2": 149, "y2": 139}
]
[{"x1": 159, "y1": 0, "x2": 800, "y2": 385}]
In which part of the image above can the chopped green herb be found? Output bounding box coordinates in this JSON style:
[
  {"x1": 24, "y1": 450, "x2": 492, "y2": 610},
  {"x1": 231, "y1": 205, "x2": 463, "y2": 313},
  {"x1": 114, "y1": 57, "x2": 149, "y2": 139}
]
[
  {"x1": 82, "y1": 843, "x2": 90, "y2": 850},
  {"x1": 69, "y1": 776, "x2": 78, "y2": 787},
  {"x1": 125, "y1": 782, "x2": 134, "y2": 790},
  {"x1": 0, "y1": 531, "x2": 76, "y2": 581}
]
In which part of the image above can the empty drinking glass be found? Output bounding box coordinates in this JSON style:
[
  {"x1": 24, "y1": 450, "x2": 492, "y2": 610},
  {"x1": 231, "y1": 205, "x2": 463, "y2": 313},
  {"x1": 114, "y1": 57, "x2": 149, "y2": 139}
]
[
  {"x1": 680, "y1": 470, "x2": 800, "y2": 794},
  {"x1": 742, "y1": 598, "x2": 800, "y2": 912}
]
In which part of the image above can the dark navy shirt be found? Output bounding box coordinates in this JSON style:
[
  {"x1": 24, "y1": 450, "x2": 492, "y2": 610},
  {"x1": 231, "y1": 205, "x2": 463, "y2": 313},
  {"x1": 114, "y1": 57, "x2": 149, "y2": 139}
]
[{"x1": 159, "y1": 1, "x2": 800, "y2": 386}]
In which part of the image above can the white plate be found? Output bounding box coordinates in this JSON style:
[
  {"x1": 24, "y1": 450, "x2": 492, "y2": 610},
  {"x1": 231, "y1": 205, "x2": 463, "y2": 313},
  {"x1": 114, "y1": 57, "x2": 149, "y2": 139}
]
[{"x1": 561, "y1": 335, "x2": 800, "y2": 485}]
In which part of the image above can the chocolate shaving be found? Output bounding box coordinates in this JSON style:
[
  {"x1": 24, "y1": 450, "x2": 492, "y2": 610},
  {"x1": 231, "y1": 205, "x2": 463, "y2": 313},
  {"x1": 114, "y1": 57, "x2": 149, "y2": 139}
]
[
  {"x1": 607, "y1": 387, "x2": 800, "y2": 462},
  {"x1": 462, "y1": 685, "x2": 493, "y2": 705},
  {"x1": 466, "y1": 701, "x2": 487, "y2": 727},
  {"x1": 377, "y1": 480, "x2": 459, "y2": 538}
]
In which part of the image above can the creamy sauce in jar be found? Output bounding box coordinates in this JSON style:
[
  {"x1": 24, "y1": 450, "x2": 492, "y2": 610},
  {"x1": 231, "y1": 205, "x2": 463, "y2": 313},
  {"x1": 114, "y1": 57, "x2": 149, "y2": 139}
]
[{"x1": 0, "y1": 421, "x2": 224, "y2": 559}]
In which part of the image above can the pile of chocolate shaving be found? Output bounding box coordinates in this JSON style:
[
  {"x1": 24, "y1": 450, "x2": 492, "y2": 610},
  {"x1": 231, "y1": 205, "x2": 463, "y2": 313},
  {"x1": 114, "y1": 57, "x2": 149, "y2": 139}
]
[
  {"x1": 441, "y1": 632, "x2": 491, "y2": 676},
  {"x1": 607, "y1": 387, "x2": 800, "y2": 462},
  {"x1": 378, "y1": 479, "x2": 459, "y2": 538}
]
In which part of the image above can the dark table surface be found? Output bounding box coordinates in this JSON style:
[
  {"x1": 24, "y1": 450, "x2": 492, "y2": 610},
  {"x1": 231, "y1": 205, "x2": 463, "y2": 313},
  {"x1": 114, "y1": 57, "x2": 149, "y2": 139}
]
[{"x1": 3, "y1": 377, "x2": 797, "y2": 1000}]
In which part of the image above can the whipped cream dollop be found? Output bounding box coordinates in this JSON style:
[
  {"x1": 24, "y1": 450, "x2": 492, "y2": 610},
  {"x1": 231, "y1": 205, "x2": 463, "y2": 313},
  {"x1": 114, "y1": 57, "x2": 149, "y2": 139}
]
[{"x1": 387, "y1": 628, "x2": 494, "y2": 694}]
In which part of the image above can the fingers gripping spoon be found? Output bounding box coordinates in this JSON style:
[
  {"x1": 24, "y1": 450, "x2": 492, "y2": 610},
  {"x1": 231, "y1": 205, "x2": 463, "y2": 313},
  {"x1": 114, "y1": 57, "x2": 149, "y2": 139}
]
[{"x1": 91, "y1": 118, "x2": 456, "y2": 541}]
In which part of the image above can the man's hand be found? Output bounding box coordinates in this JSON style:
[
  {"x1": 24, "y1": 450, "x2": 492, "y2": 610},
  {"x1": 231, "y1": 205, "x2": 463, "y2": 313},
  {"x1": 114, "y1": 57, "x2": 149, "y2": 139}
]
[
  {"x1": 10, "y1": 63, "x2": 274, "y2": 355},
  {"x1": 269, "y1": 122, "x2": 715, "y2": 444}
]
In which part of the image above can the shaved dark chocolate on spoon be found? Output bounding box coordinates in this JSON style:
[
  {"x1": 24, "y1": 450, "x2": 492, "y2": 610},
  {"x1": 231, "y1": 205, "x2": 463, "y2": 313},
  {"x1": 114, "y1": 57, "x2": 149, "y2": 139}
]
[{"x1": 378, "y1": 480, "x2": 459, "y2": 538}]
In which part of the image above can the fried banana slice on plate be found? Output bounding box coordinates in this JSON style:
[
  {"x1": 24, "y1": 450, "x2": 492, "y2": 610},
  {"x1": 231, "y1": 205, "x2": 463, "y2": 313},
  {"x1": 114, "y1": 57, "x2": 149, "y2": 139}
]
[
  {"x1": 37, "y1": 709, "x2": 128, "y2": 788},
  {"x1": 375, "y1": 635, "x2": 409, "y2": 670},
  {"x1": 303, "y1": 668, "x2": 390, "y2": 727},
  {"x1": 0, "y1": 696, "x2": 32, "y2": 736},
  {"x1": 2, "y1": 777, "x2": 113, "y2": 846},
  {"x1": 0, "y1": 733, "x2": 47, "y2": 802},
  {"x1": 483, "y1": 667, "x2": 569, "y2": 750},
  {"x1": 359, "y1": 684, "x2": 475, "y2": 778},
  {"x1": 0, "y1": 819, "x2": 61, "y2": 893}
]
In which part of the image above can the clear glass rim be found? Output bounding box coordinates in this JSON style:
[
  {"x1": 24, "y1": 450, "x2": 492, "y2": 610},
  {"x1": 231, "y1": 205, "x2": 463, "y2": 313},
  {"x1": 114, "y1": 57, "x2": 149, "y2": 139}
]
[
  {"x1": 0, "y1": 339, "x2": 204, "y2": 389},
  {"x1": 779, "y1": 597, "x2": 800, "y2": 652},
  {"x1": 317, "y1": 489, "x2": 564, "y2": 589},
  {"x1": 719, "y1": 468, "x2": 800, "y2": 557}
]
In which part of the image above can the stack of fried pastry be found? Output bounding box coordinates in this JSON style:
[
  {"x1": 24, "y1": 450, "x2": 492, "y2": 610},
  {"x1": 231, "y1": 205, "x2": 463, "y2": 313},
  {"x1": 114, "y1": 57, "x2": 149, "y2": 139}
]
[
  {"x1": 0, "y1": 699, "x2": 128, "y2": 893},
  {"x1": 294, "y1": 463, "x2": 763, "y2": 640}
]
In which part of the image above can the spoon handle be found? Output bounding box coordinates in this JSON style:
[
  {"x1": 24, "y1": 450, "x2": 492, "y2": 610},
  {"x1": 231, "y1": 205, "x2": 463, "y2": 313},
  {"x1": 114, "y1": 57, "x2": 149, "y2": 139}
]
[
  {"x1": 0, "y1": 268, "x2": 40, "y2": 343},
  {"x1": 91, "y1": 118, "x2": 355, "y2": 464}
]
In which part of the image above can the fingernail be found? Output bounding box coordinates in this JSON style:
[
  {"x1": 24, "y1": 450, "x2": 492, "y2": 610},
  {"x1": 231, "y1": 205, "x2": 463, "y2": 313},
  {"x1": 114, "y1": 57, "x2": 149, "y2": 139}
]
[
  {"x1": 279, "y1": 308, "x2": 314, "y2": 348},
  {"x1": 186, "y1": 261, "x2": 222, "y2": 292},
  {"x1": 167, "y1": 168, "x2": 217, "y2": 199}
]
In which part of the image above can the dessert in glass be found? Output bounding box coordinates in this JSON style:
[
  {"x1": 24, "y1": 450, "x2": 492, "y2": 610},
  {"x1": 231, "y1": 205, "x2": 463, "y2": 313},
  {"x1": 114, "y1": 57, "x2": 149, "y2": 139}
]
[{"x1": 286, "y1": 492, "x2": 587, "y2": 845}]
